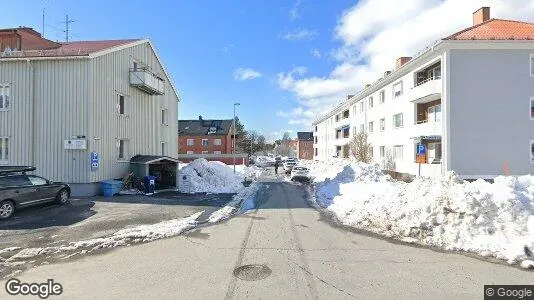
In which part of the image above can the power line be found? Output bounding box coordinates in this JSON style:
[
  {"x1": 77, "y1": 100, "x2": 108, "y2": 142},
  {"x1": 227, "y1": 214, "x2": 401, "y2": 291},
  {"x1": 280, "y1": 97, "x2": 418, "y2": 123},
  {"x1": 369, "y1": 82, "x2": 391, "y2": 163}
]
[{"x1": 61, "y1": 14, "x2": 76, "y2": 42}]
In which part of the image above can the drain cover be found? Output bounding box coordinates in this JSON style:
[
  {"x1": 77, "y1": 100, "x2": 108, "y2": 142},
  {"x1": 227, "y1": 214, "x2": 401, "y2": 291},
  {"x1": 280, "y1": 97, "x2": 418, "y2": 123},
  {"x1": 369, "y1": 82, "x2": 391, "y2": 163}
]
[{"x1": 233, "y1": 264, "x2": 272, "y2": 281}]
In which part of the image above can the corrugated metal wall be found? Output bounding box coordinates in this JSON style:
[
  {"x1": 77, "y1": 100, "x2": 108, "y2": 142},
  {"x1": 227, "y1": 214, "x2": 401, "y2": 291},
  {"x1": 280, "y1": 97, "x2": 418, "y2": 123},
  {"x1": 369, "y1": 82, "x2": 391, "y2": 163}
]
[
  {"x1": 0, "y1": 60, "x2": 33, "y2": 166},
  {"x1": 89, "y1": 42, "x2": 179, "y2": 182}
]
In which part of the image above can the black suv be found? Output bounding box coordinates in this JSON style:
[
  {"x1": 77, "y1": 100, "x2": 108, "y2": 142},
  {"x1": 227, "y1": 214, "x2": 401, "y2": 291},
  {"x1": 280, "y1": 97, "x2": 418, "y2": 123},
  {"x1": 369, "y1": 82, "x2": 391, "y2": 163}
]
[{"x1": 0, "y1": 166, "x2": 71, "y2": 220}]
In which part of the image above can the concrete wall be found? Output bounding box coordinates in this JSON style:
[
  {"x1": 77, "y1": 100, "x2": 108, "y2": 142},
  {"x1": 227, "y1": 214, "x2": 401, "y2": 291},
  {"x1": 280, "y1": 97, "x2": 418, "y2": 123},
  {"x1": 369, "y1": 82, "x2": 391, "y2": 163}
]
[{"x1": 448, "y1": 49, "x2": 534, "y2": 177}]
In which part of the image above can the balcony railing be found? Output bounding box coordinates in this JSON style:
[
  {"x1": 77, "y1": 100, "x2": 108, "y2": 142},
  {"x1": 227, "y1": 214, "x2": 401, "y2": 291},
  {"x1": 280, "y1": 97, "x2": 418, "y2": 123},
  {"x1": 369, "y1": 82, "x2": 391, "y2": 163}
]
[
  {"x1": 129, "y1": 68, "x2": 165, "y2": 95},
  {"x1": 413, "y1": 120, "x2": 442, "y2": 137},
  {"x1": 410, "y1": 77, "x2": 441, "y2": 103}
]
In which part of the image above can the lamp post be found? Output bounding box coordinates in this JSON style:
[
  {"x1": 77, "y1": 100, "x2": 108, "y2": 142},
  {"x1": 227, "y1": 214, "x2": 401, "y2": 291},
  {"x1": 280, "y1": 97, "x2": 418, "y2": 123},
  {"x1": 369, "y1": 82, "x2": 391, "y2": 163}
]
[{"x1": 233, "y1": 102, "x2": 240, "y2": 174}]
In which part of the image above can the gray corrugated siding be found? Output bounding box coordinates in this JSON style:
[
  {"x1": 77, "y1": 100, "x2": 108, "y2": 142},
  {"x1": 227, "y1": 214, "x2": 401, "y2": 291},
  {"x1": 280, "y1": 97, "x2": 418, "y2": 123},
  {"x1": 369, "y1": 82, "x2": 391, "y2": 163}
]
[{"x1": 0, "y1": 41, "x2": 179, "y2": 184}]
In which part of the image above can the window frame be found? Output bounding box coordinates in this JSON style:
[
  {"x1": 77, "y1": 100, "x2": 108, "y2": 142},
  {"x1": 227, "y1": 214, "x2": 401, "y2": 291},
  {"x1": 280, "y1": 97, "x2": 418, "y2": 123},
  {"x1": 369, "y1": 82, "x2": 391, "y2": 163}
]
[
  {"x1": 161, "y1": 109, "x2": 168, "y2": 126},
  {"x1": 368, "y1": 121, "x2": 374, "y2": 133},
  {"x1": 0, "y1": 84, "x2": 11, "y2": 111},
  {"x1": 379, "y1": 90, "x2": 385, "y2": 104},
  {"x1": 116, "y1": 93, "x2": 127, "y2": 115},
  {"x1": 530, "y1": 140, "x2": 534, "y2": 163},
  {"x1": 0, "y1": 137, "x2": 8, "y2": 164},
  {"x1": 187, "y1": 138, "x2": 194, "y2": 146},
  {"x1": 161, "y1": 142, "x2": 166, "y2": 156},
  {"x1": 379, "y1": 146, "x2": 385, "y2": 158},
  {"x1": 213, "y1": 138, "x2": 222, "y2": 146},
  {"x1": 393, "y1": 113, "x2": 404, "y2": 129},
  {"x1": 393, "y1": 145, "x2": 403, "y2": 159},
  {"x1": 530, "y1": 54, "x2": 534, "y2": 77},
  {"x1": 213, "y1": 151, "x2": 222, "y2": 155},
  {"x1": 117, "y1": 139, "x2": 129, "y2": 161},
  {"x1": 380, "y1": 118, "x2": 385, "y2": 131},
  {"x1": 368, "y1": 96, "x2": 374, "y2": 109},
  {"x1": 530, "y1": 97, "x2": 534, "y2": 120},
  {"x1": 186, "y1": 150, "x2": 194, "y2": 154},
  {"x1": 359, "y1": 101, "x2": 364, "y2": 113},
  {"x1": 393, "y1": 81, "x2": 403, "y2": 98},
  {"x1": 202, "y1": 139, "x2": 209, "y2": 147},
  {"x1": 202, "y1": 151, "x2": 209, "y2": 154}
]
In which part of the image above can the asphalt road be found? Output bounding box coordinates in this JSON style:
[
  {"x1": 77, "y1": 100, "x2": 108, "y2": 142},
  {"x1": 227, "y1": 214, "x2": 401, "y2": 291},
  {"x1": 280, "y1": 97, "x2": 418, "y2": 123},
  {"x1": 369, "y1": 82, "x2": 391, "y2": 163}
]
[{"x1": 1, "y1": 168, "x2": 533, "y2": 299}]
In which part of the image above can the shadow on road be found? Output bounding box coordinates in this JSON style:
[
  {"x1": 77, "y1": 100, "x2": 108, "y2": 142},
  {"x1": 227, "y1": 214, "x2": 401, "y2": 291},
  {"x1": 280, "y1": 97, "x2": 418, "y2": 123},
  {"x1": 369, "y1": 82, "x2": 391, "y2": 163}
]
[
  {"x1": 0, "y1": 201, "x2": 97, "y2": 230},
  {"x1": 92, "y1": 192, "x2": 236, "y2": 207}
]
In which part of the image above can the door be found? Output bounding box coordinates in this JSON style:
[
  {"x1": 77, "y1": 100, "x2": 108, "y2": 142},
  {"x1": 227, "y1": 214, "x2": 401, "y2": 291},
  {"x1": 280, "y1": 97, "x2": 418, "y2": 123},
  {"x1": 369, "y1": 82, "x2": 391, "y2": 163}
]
[
  {"x1": 27, "y1": 176, "x2": 58, "y2": 202},
  {"x1": 3, "y1": 175, "x2": 37, "y2": 206},
  {"x1": 427, "y1": 142, "x2": 442, "y2": 163}
]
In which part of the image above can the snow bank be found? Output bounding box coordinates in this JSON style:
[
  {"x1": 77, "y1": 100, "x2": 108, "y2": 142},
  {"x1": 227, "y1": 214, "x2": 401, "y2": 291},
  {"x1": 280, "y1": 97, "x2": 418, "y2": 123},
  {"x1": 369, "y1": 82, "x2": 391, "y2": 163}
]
[
  {"x1": 178, "y1": 159, "x2": 245, "y2": 193},
  {"x1": 4, "y1": 212, "x2": 202, "y2": 263},
  {"x1": 306, "y1": 159, "x2": 534, "y2": 268}
]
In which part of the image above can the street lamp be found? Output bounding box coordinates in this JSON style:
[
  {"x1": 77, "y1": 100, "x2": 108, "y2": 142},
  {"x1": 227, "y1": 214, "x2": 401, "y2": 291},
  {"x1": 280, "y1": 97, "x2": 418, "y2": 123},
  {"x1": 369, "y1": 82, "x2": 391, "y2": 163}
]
[{"x1": 233, "y1": 102, "x2": 240, "y2": 174}]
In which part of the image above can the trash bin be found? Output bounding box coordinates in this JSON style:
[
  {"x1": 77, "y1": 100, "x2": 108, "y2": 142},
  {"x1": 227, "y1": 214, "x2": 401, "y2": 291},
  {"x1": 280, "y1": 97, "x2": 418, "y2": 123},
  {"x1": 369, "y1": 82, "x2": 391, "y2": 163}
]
[
  {"x1": 144, "y1": 175, "x2": 156, "y2": 194},
  {"x1": 100, "y1": 180, "x2": 124, "y2": 197}
]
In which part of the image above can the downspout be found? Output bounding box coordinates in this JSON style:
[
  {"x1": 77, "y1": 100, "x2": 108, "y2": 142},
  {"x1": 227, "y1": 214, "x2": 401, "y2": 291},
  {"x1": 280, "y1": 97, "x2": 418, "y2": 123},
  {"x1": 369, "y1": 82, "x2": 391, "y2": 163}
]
[{"x1": 27, "y1": 59, "x2": 36, "y2": 168}]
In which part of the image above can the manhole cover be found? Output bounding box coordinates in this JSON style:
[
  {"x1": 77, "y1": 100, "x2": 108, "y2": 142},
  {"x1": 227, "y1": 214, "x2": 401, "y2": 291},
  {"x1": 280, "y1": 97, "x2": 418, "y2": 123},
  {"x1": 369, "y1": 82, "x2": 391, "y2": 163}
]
[{"x1": 233, "y1": 264, "x2": 272, "y2": 281}]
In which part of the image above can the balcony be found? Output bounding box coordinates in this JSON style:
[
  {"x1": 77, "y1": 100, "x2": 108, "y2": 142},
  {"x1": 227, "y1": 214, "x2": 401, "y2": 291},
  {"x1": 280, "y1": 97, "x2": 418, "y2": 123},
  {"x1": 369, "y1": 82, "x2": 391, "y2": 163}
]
[
  {"x1": 412, "y1": 120, "x2": 442, "y2": 139},
  {"x1": 410, "y1": 77, "x2": 441, "y2": 103},
  {"x1": 129, "y1": 68, "x2": 165, "y2": 95}
]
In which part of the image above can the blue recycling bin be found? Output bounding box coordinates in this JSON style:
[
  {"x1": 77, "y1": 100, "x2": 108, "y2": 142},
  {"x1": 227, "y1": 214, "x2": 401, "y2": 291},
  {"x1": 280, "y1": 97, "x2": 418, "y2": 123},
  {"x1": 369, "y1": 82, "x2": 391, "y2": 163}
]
[
  {"x1": 144, "y1": 175, "x2": 156, "y2": 194},
  {"x1": 100, "y1": 180, "x2": 124, "y2": 197}
]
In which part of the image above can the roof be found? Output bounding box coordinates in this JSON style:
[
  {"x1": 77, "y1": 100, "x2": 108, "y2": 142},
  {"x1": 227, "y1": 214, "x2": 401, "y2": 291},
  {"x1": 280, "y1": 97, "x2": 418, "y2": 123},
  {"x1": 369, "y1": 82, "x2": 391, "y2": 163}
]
[
  {"x1": 130, "y1": 155, "x2": 179, "y2": 164},
  {"x1": 297, "y1": 132, "x2": 313, "y2": 141},
  {"x1": 178, "y1": 119, "x2": 233, "y2": 135},
  {"x1": 445, "y1": 19, "x2": 534, "y2": 40}
]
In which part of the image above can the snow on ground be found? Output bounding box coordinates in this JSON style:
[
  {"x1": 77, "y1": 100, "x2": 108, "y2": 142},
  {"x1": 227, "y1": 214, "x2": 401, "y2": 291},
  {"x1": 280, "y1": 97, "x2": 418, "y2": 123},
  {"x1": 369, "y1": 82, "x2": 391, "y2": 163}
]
[
  {"x1": 3, "y1": 212, "x2": 202, "y2": 264},
  {"x1": 178, "y1": 159, "x2": 246, "y2": 194},
  {"x1": 302, "y1": 158, "x2": 534, "y2": 269},
  {"x1": 208, "y1": 183, "x2": 261, "y2": 223}
]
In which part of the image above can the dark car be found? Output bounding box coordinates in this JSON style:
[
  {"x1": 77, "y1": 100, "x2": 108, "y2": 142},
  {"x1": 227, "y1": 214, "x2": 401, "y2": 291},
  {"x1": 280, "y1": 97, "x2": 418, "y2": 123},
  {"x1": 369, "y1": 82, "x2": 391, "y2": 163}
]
[{"x1": 0, "y1": 166, "x2": 71, "y2": 220}]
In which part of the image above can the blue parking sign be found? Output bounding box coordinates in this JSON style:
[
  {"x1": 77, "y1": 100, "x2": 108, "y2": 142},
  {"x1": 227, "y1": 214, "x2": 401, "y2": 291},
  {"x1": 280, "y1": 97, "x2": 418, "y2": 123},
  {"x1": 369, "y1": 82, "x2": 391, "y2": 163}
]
[
  {"x1": 417, "y1": 144, "x2": 426, "y2": 155},
  {"x1": 91, "y1": 152, "x2": 99, "y2": 170}
]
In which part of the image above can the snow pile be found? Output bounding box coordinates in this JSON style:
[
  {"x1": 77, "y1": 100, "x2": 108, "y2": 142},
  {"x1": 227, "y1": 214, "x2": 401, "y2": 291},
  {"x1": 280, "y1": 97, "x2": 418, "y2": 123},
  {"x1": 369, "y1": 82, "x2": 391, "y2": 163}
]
[
  {"x1": 178, "y1": 159, "x2": 245, "y2": 193},
  {"x1": 4, "y1": 212, "x2": 202, "y2": 263},
  {"x1": 308, "y1": 159, "x2": 534, "y2": 268},
  {"x1": 208, "y1": 183, "x2": 261, "y2": 223}
]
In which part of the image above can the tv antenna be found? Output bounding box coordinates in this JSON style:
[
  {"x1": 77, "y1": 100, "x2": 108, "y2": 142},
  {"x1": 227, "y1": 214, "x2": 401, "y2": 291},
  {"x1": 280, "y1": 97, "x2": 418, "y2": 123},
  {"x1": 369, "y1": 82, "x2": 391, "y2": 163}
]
[{"x1": 62, "y1": 14, "x2": 76, "y2": 42}]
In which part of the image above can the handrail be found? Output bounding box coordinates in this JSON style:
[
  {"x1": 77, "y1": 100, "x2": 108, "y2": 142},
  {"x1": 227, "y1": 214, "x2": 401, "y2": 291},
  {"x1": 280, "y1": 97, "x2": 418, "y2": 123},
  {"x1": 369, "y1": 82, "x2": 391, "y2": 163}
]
[{"x1": 414, "y1": 75, "x2": 441, "y2": 87}]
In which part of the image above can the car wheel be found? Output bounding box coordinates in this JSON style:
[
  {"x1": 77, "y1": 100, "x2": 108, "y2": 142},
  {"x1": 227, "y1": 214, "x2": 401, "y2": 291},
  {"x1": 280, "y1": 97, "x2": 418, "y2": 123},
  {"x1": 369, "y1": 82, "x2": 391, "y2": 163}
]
[
  {"x1": 56, "y1": 189, "x2": 70, "y2": 205},
  {"x1": 0, "y1": 201, "x2": 15, "y2": 220}
]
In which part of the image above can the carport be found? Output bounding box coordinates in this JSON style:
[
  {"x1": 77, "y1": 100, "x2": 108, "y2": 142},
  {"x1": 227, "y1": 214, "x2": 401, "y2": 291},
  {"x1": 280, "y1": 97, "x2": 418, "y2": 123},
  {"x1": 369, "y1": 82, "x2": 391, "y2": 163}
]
[{"x1": 129, "y1": 155, "x2": 179, "y2": 190}]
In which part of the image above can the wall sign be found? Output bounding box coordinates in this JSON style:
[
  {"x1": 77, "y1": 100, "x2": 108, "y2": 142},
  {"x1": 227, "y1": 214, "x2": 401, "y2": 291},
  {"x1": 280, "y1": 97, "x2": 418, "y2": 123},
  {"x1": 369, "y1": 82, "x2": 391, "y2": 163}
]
[{"x1": 91, "y1": 152, "x2": 99, "y2": 170}]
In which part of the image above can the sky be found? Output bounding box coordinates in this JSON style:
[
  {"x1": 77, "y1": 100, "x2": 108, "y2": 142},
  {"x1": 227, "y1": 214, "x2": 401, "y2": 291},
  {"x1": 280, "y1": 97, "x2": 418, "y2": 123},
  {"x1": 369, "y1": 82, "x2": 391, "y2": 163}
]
[{"x1": 3, "y1": 0, "x2": 534, "y2": 142}]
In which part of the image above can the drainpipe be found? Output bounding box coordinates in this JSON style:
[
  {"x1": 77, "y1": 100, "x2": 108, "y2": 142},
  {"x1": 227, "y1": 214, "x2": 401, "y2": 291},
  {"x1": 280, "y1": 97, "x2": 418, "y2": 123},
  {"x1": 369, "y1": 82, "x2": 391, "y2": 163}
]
[{"x1": 26, "y1": 59, "x2": 36, "y2": 168}]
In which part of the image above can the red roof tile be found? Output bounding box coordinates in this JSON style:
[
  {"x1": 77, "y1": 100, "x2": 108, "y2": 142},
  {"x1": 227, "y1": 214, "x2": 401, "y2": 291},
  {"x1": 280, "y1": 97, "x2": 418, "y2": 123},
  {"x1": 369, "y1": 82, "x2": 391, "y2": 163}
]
[
  {"x1": 445, "y1": 19, "x2": 534, "y2": 40},
  {"x1": 57, "y1": 39, "x2": 141, "y2": 53}
]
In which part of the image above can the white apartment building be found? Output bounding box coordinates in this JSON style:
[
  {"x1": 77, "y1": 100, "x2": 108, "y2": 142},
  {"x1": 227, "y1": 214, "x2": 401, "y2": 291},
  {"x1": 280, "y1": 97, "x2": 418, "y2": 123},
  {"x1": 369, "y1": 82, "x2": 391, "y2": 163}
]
[{"x1": 313, "y1": 7, "x2": 534, "y2": 179}]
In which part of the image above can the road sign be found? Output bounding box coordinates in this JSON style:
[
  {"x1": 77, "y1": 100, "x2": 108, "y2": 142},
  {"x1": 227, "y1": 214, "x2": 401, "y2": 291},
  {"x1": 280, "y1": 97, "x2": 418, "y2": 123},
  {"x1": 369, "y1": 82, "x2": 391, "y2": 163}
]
[
  {"x1": 417, "y1": 144, "x2": 426, "y2": 155},
  {"x1": 91, "y1": 152, "x2": 99, "y2": 170},
  {"x1": 416, "y1": 154, "x2": 427, "y2": 164}
]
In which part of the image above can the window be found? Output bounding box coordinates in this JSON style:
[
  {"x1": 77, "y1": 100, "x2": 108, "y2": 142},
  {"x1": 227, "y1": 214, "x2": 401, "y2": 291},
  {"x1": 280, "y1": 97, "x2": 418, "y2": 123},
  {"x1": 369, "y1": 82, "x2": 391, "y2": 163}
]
[
  {"x1": 530, "y1": 54, "x2": 534, "y2": 77},
  {"x1": 368, "y1": 96, "x2": 374, "y2": 109},
  {"x1": 393, "y1": 113, "x2": 404, "y2": 128},
  {"x1": 202, "y1": 151, "x2": 209, "y2": 154},
  {"x1": 379, "y1": 90, "x2": 385, "y2": 104},
  {"x1": 393, "y1": 145, "x2": 403, "y2": 159},
  {"x1": 202, "y1": 139, "x2": 209, "y2": 146},
  {"x1": 530, "y1": 98, "x2": 534, "y2": 119},
  {"x1": 161, "y1": 109, "x2": 168, "y2": 125},
  {"x1": 214, "y1": 138, "x2": 222, "y2": 146},
  {"x1": 531, "y1": 141, "x2": 534, "y2": 162},
  {"x1": 360, "y1": 124, "x2": 365, "y2": 132},
  {"x1": 187, "y1": 139, "x2": 194, "y2": 146},
  {"x1": 314, "y1": 148, "x2": 318, "y2": 156},
  {"x1": 186, "y1": 151, "x2": 194, "y2": 154},
  {"x1": 117, "y1": 139, "x2": 128, "y2": 160},
  {"x1": 369, "y1": 146, "x2": 373, "y2": 158},
  {"x1": 117, "y1": 94, "x2": 125, "y2": 115},
  {"x1": 161, "y1": 142, "x2": 166, "y2": 156},
  {"x1": 380, "y1": 118, "x2": 385, "y2": 131},
  {"x1": 380, "y1": 146, "x2": 385, "y2": 158},
  {"x1": 28, "y1": 176, "x2": 47, "y2": 186},
  {"x1": 368, "y1": 121, "x2": 374, "y2": 133},
  {"x1": 0, "y1": 175, "x2": 31, "y2": 188},
  {"x1": 315, "y1": 126, "x2": 318, "y2": 132},
  {"x1": 343, "y1": 109, "x2": 349, "y2": 119},
  {"x1": 359, "y1": 101, "x2": 364, "y2": 113},
  {"x1": 0, "y1": 84, "x2": 10, "y2": 110},
  {"x1": 0, "y1": 137, "x2": 8, "y2": 163},
  {"x1": 353, "y1": 126, "x2": 357, "y2": 136},
  {"x1": 393, "y1": 81, "x2": 403, "y2": 98},
  {"x1": 335, "y1": 114, "x2": 340, "y2": 122},
  {"x1": 428, "y1": 104, "x2": 442, "y2": 122},
  {"x1": 214, "y1": 151, "x2": 222, "y2": 155},
  {"x1": 314, "y1": 136, "x2": 318, "y2": 143},
  {"x1": 353, "y1": 105, "x2": 357, "y2": 115}
]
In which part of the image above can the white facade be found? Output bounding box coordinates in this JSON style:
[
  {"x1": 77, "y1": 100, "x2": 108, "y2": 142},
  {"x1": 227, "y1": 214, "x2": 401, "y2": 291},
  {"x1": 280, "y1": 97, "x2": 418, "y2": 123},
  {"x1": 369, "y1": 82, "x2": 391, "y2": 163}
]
[
  {"x1": 313, "y1": 41, "x2": 534, "y2": 178},
  {"x1": 0, "y1": 40, "x2": 180, "y2": 195}
]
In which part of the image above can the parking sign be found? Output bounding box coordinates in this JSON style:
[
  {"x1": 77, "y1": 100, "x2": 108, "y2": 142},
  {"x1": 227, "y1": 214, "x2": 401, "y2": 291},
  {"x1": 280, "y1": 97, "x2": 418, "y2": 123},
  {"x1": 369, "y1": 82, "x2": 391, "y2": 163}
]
[{"x1": 417, "y1": 144, "x2": 426, "y2": 155}]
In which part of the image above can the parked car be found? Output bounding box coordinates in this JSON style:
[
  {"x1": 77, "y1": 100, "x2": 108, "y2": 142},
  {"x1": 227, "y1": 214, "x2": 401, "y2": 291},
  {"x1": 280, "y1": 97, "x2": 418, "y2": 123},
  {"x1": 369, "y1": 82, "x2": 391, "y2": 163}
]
[
  {"x1": 290, "y1": 166, "x2": 311, "y2": 182},
  {"x1": 0, "y1": 166, "x2": 71, "y2": 220},
  {"x1": 283, "y1": 160, "x2": 297, "y2": 174}
]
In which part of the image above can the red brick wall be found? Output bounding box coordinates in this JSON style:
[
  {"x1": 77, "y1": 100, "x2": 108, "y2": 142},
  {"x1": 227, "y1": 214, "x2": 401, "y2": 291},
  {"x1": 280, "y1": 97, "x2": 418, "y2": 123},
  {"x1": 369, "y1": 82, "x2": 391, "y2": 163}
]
[
  {"x1": 179, "y1": 133, "x2": 233, "y2": 154},
  {"x1": 297, "y1": 141, "x2": 313, "y2": 160}
]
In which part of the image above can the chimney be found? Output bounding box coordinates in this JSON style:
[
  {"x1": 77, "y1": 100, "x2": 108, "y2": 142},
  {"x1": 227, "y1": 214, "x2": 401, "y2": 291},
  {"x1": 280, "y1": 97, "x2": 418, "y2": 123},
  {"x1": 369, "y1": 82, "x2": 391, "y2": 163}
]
[
  {"x1": 347, "y1": 94, "x2": 355, "y2": 100},
  {"x1": 473, "y1": 7, "x2": 490, "y2": 26},
  {"x1": 396, "y1": 57, "x2": 412, "y2": 69},
  {"x1": 198, "y1": 115, "x2": 202, "y2": 121}
]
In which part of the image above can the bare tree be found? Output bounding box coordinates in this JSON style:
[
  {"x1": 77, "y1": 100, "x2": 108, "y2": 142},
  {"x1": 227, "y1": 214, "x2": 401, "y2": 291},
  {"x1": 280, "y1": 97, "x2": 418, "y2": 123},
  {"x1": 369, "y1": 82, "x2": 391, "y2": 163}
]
[
  {"x1": 349, "y1": 132, "x2": 372, "y2": 163},
  {"x1": 380, "y1": 148, "x2": 396, "y2": 171}
]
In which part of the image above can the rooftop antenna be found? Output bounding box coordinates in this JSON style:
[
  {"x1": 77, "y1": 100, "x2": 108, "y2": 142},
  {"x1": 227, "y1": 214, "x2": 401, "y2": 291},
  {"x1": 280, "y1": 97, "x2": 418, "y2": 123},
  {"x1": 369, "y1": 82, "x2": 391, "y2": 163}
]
[
  {"x1": 42, "y1": 8, "x2": 45, "y2": 37},
  {"x1": 62, "y1": 14, "x2": 76, "y2": 42}
]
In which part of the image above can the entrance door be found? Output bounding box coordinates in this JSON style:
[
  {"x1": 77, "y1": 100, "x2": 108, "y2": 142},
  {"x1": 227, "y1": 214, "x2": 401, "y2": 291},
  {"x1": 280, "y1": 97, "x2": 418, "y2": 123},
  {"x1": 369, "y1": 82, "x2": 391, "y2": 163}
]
[{"x1": 427, "y1": 142, "x2": 442, "y2": 163}]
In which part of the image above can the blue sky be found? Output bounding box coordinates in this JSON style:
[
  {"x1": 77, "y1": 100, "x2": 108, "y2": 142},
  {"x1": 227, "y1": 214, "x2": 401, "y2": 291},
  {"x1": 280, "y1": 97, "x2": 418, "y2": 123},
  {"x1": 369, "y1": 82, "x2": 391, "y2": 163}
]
[
  {"x1": 2, "y1": 0, "x2": 355, "y2": 141},
  {"x1": 5, "y1": 1, "x2": 534, "y2": 142}
]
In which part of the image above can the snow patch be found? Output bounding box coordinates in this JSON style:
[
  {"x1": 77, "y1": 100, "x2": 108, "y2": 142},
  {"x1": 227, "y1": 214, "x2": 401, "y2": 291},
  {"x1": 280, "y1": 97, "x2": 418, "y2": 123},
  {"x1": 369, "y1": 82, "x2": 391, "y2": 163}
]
[
  {"x1": 178, "y1": 159, "x2": 246, "y2": 194},
  {"x1": 305, "y1": 159, "x2": 534, "y2": 268},
  {"x1": 208, "y1": 183, "x2": 261, "y2": 223}
]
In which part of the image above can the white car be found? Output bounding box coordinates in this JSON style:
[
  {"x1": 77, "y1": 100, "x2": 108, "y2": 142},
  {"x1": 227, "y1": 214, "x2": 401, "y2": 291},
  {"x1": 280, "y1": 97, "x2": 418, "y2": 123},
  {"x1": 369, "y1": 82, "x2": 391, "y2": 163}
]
[
  {"x1": 290, "y1": 166, "x2": 311, "y2": 182},
  {"x1": 283, "y1": 160, "x2": 297, "y2": 173}
]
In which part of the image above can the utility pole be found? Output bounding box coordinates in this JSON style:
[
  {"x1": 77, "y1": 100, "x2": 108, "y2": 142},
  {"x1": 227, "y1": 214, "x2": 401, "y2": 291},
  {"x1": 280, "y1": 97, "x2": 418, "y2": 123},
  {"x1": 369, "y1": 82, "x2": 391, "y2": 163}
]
[{"x1": 63, "y1": 14, "x2": 76, "y2": 42}]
